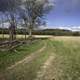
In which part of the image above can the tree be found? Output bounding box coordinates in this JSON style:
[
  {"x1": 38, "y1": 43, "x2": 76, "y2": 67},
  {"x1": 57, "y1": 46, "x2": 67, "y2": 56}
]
[
  {"x1": 20, "y1": 0, "x2": 54, "y2": 37},
  {"x1": 0, "y1": 13, "x2": 5, "y2": 39},
  {"x1": 0, "y1": 0, "x2": 22, "y2": 40},
  {"x1": 7, "y1": 0, "x2": 22, "y2": 41},
  {"x1": 18, "y1": 8, "x2": 28, "y2": 40}
]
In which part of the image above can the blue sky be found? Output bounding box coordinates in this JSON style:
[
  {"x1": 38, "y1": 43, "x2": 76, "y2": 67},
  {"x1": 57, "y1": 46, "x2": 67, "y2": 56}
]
[
  {"x1": 0, "y1": 0, "x2": 80, "y2": 31},
  {"x1": 46, "y1": 0, "x2": 80, "y2": 29}
]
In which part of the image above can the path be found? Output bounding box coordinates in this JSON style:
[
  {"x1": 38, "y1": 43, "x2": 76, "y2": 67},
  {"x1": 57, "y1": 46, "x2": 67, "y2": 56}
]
[
  {"x1": 7, "y1": 42, "x2": 46, "y2": 70},
  {"x1": 35, "y1": 54, "x2": 55, "y2": 80}
]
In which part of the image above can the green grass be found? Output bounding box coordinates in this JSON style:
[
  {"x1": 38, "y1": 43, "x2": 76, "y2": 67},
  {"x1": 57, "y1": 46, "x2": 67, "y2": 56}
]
[
  {"x1": 3, "y1": 40, "x2": 52, "y2": 80},
  {"x1": 0, "y1": 40, "x2": 44, "y2": 71},
  {"x1": 1, "y1": 37, "x2": 80, "y2": 80}
]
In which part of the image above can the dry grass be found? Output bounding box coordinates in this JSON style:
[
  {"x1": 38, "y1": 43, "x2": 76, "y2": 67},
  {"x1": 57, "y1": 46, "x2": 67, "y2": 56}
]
[{"x1": 0, "y1": 36, "x2": 80, "y2": 80}]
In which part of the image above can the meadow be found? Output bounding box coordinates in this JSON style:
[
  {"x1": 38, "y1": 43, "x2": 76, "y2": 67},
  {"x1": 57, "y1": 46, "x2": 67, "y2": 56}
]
[{"x1": 0, "y1": 36, "x2": 80, "y2": 80}]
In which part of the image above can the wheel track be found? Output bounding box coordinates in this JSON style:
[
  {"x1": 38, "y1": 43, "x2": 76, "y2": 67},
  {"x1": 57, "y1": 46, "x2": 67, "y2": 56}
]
[
  {"x1": 7, "y1": 41, "x2": 47, "y2": 70},
  {"x1": 35, "y1": 54, "x2": 55, "y2": 80},
  {"x1": 35, "y1": 39, "x2": 56, "y2": 80}
]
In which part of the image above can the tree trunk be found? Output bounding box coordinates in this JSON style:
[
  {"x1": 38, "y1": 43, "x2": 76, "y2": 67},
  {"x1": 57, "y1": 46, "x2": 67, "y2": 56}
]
[
  {"x1": 9, "y1": 13, "x2": 16, "y2": 41},
  {"x1": 9, "y1": 22, "x2": 16, "y2": 41},
  {"x1": 2, "y1": 24, "x2": 4, "y2": 39},
  {"x1": 1, "y1": 16, "x2": 4, "y2": 39},
  {"x1": 29, "y1": 29, "x2": 32, "y2": 37},
  {"x1": 25, "y1": 30, "x2": 27, "y2": 40}
]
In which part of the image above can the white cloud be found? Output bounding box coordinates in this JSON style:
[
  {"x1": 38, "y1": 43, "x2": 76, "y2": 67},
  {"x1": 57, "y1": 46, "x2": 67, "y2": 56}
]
[
  {"x1": 58, "y1": 26, "x2": 71, "y2": 30},
  {"x1": 70, "y1": 26, "x2": 80, "y2": 31},
  {"x1": 58, "y1": 26, "x2": 80, "y2": 31},
  {"x1": 1, "y1": 22, "x2": 80, "y2": 32},
  {"x1": 45, "y1": 26, "x2": 80, "y2": 31},
  {"x1": 0, "y1": 22, "x2": 9, "y2": 28}
]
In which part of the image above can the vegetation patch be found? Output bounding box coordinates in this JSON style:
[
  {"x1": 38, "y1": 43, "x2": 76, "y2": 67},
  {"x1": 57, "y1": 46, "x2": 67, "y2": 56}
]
[
  {"x1": 0, "y1": 38, "x2": 80, "y2": 80},
  {"x1": 3, "y1": 40, "x2": 52, "y2": 80},
  {"x1": 51, "y1": 39, "x2": 80, "y2": 80},
  {"x1": 0, "y1": 39, "x2": 44, "y2": 71}
]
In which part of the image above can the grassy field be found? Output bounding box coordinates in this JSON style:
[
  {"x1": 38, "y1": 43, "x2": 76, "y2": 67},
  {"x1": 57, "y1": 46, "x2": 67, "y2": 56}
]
[
  {"x1": 0, "y1": 37, "x2": 80, "y2": 80},
  {"x1": 0, "y1": 39, "x2": 44, "y2": 71},
  {"x1": 50, "y1": 37, "x2": 80, "y2": 80},
  {"x1": 0, "y1": 34, "x2": 53, "y2": 39}
]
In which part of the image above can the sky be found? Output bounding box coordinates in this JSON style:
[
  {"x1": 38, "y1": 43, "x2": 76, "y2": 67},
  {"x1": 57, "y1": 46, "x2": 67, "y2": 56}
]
[
  {"x1": 0, "y1": 0, "x2": 80, "y2": 31},
  {"x1": 46, "y1": 0, "x2": 80, "y2": 30}
]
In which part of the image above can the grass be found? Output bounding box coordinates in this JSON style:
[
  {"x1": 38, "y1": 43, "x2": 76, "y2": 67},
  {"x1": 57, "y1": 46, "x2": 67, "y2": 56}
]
[
  {"x1": 0, "y1": 39, "x2": 44, "y2": 71},
  {"x1": 50, "y1": 38, "x2": 80, "y2": 80},
  {"x1": 1, "y1": 37, "x2": 80, "y2": 80},
  {"x1": 0, "y1": 34, "x2": 52, "y2": 39},
  {"x1": 3, "y1": 39, "x2": 52, "y2": 80}
]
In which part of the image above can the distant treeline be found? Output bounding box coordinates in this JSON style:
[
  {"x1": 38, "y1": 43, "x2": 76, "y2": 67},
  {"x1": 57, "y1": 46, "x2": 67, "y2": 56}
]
[{"x1": 0, "y1": 28, "x2": 80, "y2": 36}]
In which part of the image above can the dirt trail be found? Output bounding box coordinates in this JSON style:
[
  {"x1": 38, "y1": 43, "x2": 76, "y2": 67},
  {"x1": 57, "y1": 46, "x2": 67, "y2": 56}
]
[
  {"x1": 7, "y1": 42, "x2": 46, "y2": 70},
  {"x1": 35, "y1": 54, "x2": 55, "y2": 80}
]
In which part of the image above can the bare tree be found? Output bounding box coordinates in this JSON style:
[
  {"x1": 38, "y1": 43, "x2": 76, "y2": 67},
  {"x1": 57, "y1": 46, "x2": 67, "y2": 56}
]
[
  {"x1": 0, "y1": 0, "x2": 22, "y2": 41},
  {"x1": 0, "y1": 0, "x2": 53, "y2": 41},
  {"x1": 1, "y1": 15, "x2": 5, "y2": 39},
  {"x1": 20, "y1": 0, "x2": 54, "y2": 37},
  {"x1": 18, "y1": 8, "x2": 28, "y2": 40},
  {"x1": 7, "y1": 0, "x2": 21, "y2": 41}
]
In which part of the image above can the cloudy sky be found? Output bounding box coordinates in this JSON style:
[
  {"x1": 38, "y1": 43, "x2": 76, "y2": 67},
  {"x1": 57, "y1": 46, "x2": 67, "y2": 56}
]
[
  {"x1": 0, "y1": 0, "x2": 80, "y2": 31},
  {"x1": 46, "y1": 0, "x2": 80, "y2": 30}
]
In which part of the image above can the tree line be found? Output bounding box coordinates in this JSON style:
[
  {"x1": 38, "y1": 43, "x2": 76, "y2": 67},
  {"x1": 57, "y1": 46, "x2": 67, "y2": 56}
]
[{"x1": 0, "y1": 28, "x2": 80, "y2": 36}]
